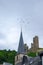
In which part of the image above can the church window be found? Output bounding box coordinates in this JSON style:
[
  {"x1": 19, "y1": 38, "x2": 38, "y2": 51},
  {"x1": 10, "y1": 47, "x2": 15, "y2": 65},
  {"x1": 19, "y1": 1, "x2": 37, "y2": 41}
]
[{"x1": 17, "y1": 56, "x2": 18, "y2": 60}]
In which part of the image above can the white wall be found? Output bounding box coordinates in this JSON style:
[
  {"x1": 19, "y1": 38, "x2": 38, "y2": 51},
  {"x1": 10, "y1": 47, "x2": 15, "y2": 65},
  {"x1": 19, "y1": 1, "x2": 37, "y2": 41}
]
[{"x1": 3, "y1": 62, "x2": 12, "y2": 65}]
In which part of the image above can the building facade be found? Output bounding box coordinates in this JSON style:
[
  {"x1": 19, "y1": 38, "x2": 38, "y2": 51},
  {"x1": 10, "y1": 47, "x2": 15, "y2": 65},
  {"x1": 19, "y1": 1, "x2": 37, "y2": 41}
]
[{"x1": 15, "y1": 31, "x2": 42, "y2": 65}]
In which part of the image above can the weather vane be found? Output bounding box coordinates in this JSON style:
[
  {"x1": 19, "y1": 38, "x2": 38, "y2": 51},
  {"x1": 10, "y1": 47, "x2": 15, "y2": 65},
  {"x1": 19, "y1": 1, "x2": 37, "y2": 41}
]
[{"x1": 17, "y1": 18, "x2": 29, "y2": 30}]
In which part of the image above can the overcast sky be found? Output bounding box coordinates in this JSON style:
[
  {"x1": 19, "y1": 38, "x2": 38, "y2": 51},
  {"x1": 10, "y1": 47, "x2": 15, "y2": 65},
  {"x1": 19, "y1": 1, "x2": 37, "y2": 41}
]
[{"x1": 0, "y1": 0, "x2": 43, "y2": 51}]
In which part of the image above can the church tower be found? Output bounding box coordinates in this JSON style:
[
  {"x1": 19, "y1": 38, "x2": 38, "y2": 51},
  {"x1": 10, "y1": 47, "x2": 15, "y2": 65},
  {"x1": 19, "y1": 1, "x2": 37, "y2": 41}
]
[{"x1": 15, "y1": 30, "x2": 25, "y2": 65}]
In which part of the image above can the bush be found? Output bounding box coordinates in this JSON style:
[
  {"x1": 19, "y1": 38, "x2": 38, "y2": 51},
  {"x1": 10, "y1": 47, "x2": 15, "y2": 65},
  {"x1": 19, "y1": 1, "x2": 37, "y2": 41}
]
[{"x1": 27, "y1": 52, "x2": 36, "y2": 57}]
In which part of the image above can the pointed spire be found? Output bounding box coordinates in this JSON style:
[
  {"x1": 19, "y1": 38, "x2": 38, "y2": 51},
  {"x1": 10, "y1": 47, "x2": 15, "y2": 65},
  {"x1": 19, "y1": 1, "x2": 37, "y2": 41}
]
[{"x1": 18, "y1": 30, "x2": 25, "y2": 54}]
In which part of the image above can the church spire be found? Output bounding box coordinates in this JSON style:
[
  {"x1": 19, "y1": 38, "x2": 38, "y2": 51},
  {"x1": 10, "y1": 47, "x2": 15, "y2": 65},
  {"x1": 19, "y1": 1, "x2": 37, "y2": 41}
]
[{"x1": 18, "y1": 30, "x2": 25, "y2": 54}]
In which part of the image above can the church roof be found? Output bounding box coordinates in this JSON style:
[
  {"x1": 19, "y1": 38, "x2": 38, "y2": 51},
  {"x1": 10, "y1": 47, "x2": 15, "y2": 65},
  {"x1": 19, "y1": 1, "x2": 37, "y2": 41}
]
[{"x1": 18, "y1": 30, "x2": 25, "y2": 54}]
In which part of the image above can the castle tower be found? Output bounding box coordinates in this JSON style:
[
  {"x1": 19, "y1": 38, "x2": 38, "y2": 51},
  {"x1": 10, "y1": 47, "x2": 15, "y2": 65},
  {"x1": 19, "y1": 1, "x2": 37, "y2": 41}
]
[
  {"x1": 31, "y1": 36, "x2": 39, "y2": 52},
  {"x1": 33, "y1": 36, "x2": 39, "y2": 49},
  {"x1": 15, "y1": 30, "x2": 25, "y2": 65},
  {"x1": 32, "y1": 36, "x2": 39, "y2": 52}
]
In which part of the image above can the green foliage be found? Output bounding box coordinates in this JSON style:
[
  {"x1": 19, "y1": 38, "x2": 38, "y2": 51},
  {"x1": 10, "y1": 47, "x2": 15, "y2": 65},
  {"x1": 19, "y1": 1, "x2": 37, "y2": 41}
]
[
  {"x1": 0, "y1": 50, "x2": 17, "y2": 65},
  {"x1": 27, "y1": 52, "x2": 36, "y2": 57},
  {"x1": 0, "y1": 50, "x2": 37, "y2": 64}
]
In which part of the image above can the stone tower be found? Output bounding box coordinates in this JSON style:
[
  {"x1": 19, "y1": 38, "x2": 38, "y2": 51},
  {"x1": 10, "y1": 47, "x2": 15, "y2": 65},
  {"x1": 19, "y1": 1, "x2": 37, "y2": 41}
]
[
  {"x1": 33, "y1": 36, "x2": 39, "y2": 49},
  {"x1": 15, "y1": 30, "x2": 25, "y2": 65},
  {"x1": 31, "y1": 36, "x2": 39, "y2": 52}
]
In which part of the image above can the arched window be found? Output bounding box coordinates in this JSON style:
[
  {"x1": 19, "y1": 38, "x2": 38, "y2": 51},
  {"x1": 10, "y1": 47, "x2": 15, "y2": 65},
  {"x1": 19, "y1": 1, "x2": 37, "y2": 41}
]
[{"x1": 17, "y1": 56, "x2": 18, "y2": 61}]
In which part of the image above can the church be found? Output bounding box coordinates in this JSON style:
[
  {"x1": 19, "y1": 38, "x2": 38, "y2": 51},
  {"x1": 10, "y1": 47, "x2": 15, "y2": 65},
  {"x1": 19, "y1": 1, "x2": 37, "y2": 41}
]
[{"x1": 15, "y1": 30, "x2": 43, "y2": 65}]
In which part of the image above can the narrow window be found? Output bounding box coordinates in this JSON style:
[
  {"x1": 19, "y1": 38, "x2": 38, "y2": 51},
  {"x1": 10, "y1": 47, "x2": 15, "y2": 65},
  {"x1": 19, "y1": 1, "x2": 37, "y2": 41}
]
[{"x1": 17, "y1": 56, "x2": 18, "y2": 60}]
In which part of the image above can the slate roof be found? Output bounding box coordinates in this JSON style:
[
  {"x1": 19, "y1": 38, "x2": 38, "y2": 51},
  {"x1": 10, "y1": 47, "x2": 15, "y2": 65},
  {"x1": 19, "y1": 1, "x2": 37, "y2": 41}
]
[
  {"x1": 18, "y1": 30, "x2": 25, "y2": 54},
  {"x1": 22, "y1": 56, "x2": 41, "y2": 65}
]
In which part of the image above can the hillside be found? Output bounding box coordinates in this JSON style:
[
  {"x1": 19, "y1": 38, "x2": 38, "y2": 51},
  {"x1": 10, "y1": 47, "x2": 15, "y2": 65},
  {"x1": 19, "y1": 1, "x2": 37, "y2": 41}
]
[
  {"x1": 0, "y1": 48, "x2": 43, "y2": 65},
  {"x1": 0, "y1": 50, "x2": 17, "y2": 65}
]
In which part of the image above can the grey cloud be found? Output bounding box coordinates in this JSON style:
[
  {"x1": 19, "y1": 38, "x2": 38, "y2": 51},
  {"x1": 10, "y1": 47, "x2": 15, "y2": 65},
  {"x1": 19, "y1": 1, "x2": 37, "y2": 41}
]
[
  {"x1": 0, "y1": 33, "x2": 6, "y2": 39},
  {"x1": 0, "y1": 0, "x2": 43, "y2": 50}
]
